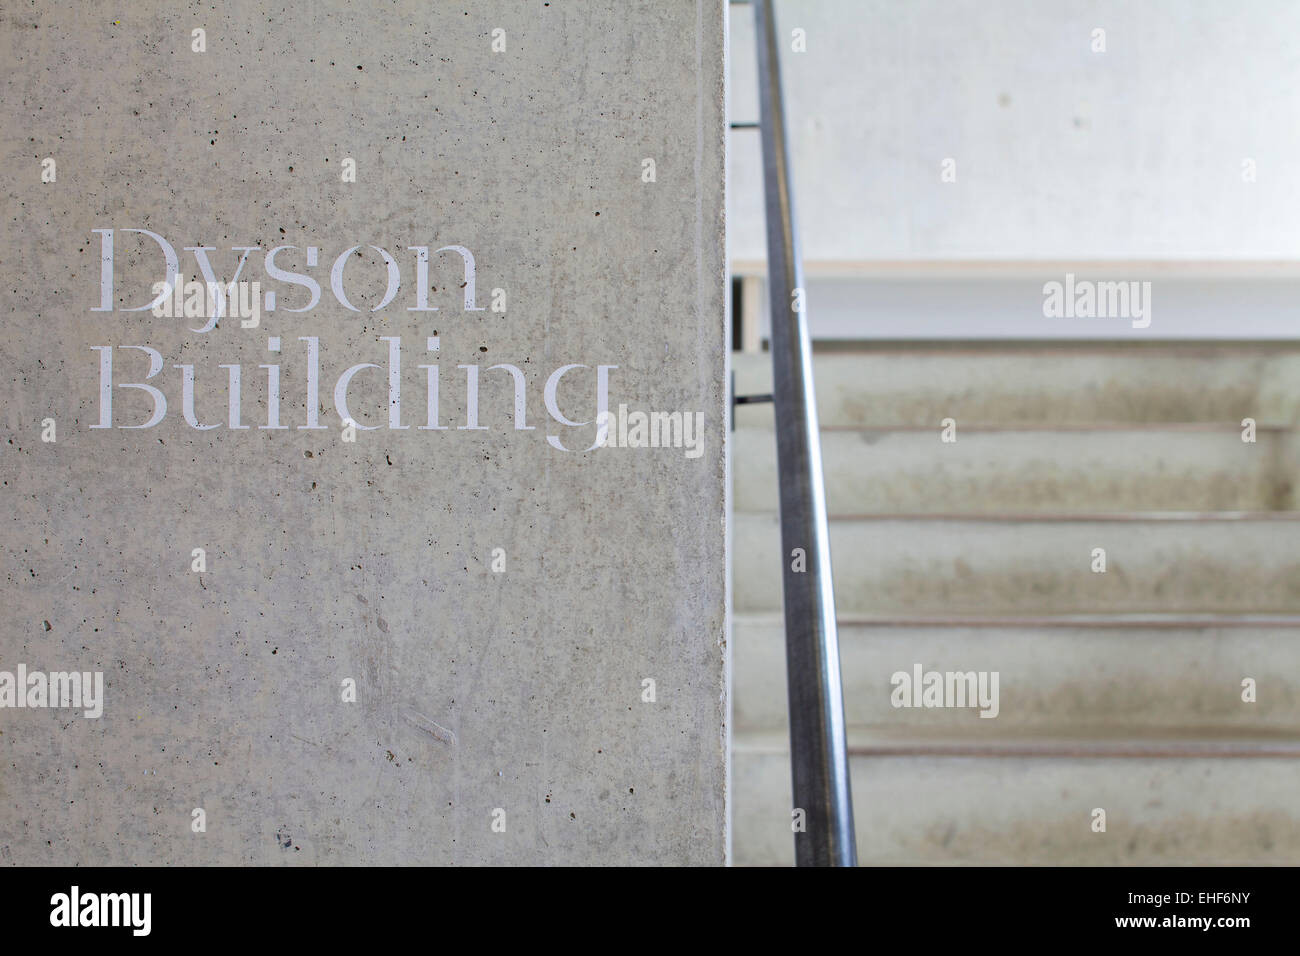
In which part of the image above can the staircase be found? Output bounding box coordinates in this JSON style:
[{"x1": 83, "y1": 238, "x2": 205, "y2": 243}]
[{"x1": 731, "y1": 342, "x2": 1300, "y2": 865}]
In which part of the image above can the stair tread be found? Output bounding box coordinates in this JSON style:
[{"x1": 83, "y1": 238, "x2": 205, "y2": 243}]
[
  {"x1": 733, "y1": 512, "x2": 1300, "y2": 615},
  {"x1": 732, "y1": 749, "x2": 1300, "y2": 865},
  {"x1": 732, "y1": 348, "x2": 1300, "y2": 428}
]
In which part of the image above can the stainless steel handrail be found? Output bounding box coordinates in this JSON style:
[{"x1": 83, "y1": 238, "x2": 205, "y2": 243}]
[{"x1": 749, "y1": 0, "x2": 857, "y2": 866}]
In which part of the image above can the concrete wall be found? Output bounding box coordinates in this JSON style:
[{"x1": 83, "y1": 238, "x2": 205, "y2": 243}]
[
  {"x1": 0, "y1": 0, "x2": 727, "y2": 865},
  {"x1": 729, "y1": 0, "x2": 1300, "y2": 265}
]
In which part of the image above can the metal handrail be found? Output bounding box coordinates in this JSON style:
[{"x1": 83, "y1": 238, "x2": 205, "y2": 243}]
[{"x1": 748, "y1": 0, "x2": 857, "y2": 866}]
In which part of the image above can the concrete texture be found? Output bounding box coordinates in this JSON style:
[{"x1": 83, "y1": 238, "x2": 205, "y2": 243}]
[{"x1": 0, "y1": 1, "x2": 728, "y2": 865}]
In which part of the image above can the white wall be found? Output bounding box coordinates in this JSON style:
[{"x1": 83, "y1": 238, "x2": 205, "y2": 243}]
[{"x1": 729, "y1": 0, "x2": 1300, "y2": 267}]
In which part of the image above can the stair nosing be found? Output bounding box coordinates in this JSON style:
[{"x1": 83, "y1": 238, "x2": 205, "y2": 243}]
[
  {"x1": 733, "y1": 733, "x2": 1300, "y2": 759},
  {"x1": 731, "y1": 612, "x2": 1300, "y2": 628},
  {"x1": 735, "y1": 510, "x2": 1300, "y2": 522},
  {"x1": 733, "y1": 422, "x2": 1300, "y2": 433}
]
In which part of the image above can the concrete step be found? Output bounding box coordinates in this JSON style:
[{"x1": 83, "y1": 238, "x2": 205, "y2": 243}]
[
  {"x1": 732, "y1": 426, "x2": 1297, "y2": 514},
  {"x1": 732, "y1": 347, "x2": 1300, "y2": 428},
  {"x1": 732, "y1": 513, "x2": 1300, "y2": 615},
  {"x1": 730, "y1": 344, "x2": 1300, "y2": 866},
  {"x1": 732, "y1": 614, "x2": 1300, "y2": 737},
  {"x1": 731, "y1": 743, "x2": 1300, "y2": 865}
]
